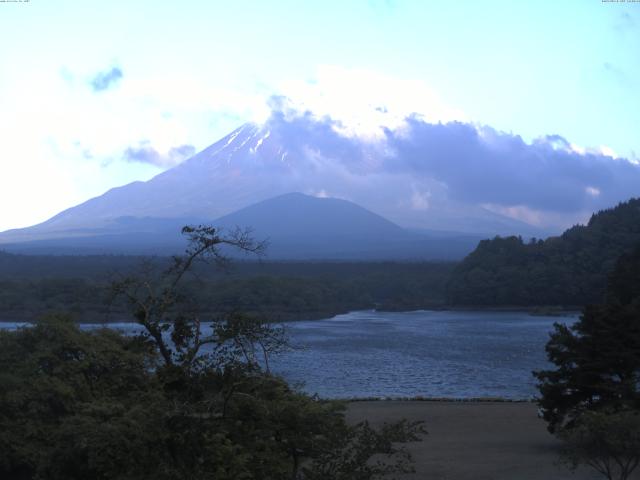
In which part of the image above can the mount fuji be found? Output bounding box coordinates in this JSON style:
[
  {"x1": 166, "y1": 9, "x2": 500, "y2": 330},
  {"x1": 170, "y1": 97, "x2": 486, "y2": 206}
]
[{"x1": 0, "y1": 115, "x2": 548, "y2": 258}]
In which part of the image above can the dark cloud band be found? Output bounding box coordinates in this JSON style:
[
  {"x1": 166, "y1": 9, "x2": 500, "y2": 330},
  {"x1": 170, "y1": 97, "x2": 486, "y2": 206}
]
[{"x1": 260, "y1": 102, "x2": 640, "y2": 218}]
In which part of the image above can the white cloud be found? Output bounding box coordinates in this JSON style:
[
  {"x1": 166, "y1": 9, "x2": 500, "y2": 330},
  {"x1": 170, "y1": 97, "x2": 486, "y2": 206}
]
[
  {"x1": 410, "y1": 189, "x2": 431, "y2": 211},
  {"x1": 0, "y1": 67, "x2": 186, "y2": 230},
  {"x1": 278, "y1": 65, "x2": 466, "y2": 139},
  {"x1": 1, "y1": 61, "x2": 635, "y2": 234},
  {"x1": 570, "y1": 143, "x2": 586, "y2": 155},
  {"x1": 0, "y1": 60, "x2": 281, "y2": 230},
  {"x1": 118, "y1": 75, "x2": 271, "y2": 126},
  {"x1": 598, "y1": 145, "x2": 618, "y2": 158},
  {"x1": 586, "y1": 186, "x2": 601, "y2": 197},
  {"x1": 561, "y1": 141, "x2": 619, "y2": 160},
  {"x1": 570, "y1": 143, "x2": 618, "y2": 159},
  {"x1": 312, "y1": 189, "x2": 329, "y2": 198},
  {"x1": 481, "y1": 204, "x2": 545, "y2": 226},
  {"x1": 0, "y1": 64, "x2": 466, "y2": 232}
]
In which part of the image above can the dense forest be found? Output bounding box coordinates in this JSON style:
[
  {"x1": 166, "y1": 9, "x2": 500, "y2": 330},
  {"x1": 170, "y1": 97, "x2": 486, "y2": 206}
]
[
  {"x1": 3, "y1": 198, "x2": 640, "y2": 322},
  {"x1": 447, "y1": 198, "x2": 640, "y2": 306},
  {"x1": 0, "y1": 254, "x2": 454, "y2": 322}
]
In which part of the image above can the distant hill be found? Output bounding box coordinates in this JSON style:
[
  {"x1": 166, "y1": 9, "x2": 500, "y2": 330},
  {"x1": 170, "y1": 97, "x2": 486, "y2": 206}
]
[
  {"x1": 214, "y1": 192, "x2": 483, "y2": 260},
  {"x1": 0, "y1": 193, "x2": 482, "y2": 260},
  {"x1": 447, "y1": 198, "x2": 640, "y2": 306},
  {"x1": 216, "y1": 192, "x2": 407, "y2": 240}
]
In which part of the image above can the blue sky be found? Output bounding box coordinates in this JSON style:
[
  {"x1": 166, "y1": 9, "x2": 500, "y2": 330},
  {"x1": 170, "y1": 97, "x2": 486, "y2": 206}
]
[{"x1": 0, "y1": 0, "x2": 638, "y2": 231}]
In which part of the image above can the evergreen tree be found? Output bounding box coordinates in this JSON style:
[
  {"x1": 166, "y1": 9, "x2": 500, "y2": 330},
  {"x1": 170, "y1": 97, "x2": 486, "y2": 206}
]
[
  {"x1": 534, "y1": 244, "x2": 640, "y2": 433},
  {"x1": 449, "y1": 198, "x2": 640, "y2": 306}
]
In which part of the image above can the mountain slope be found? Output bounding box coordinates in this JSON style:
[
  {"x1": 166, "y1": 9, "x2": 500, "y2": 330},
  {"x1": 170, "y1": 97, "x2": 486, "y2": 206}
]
[
  {"x1": 447, "y1": 198, "x2": 640, "y2": 306},
  {"x1": 215, "y1": 192, "x2": 405, "y2": 240},
  {"x1": 214, "y1": 192, "x2": 481, "y2": 259}
]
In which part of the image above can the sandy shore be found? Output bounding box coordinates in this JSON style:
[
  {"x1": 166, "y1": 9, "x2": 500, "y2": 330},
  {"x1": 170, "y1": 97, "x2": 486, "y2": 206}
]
[{"x1": 347, "y1": 400, "x2": 623, "y2": 480}]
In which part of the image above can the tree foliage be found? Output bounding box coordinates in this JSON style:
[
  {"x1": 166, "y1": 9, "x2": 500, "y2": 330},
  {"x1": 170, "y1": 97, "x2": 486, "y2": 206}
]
[
  {"x1": 0, "y1": 315, "x2": 163, "y2": 480},
  {"x1": 559, "y1": 410, "x2": 640, "y2": 480},
  {"x1": 448, "y1": 198, "x2": 640, "y2": 306},
  {"x1": 0, "y1": 254, "x2": 455, "y2": 323},
  {"x1": 534, "y1": 244, "x2": 640, "y2": 433},
  {"x1": 0, "y1": 225, "x2": 425, "y2": 480},
  {"x1": 534, "y1": 244, "x2": 640, "y2": 479}
]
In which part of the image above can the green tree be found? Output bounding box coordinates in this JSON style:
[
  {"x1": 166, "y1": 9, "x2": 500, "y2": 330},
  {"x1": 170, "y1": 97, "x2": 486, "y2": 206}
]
[
  {"x1": 534, "y1": 244, "x2": 640, "y2": 433},
  {"x1": 559, "y1": 409, "x2": 640, "y2": 480},
  {"x1": 1, "y1": 226, "x2": 426, "y2": 480},
  {"x1": 0, "y1": 315, "x2": 166, "y2": 480},
  {"x1": 448, "y1": 198, "x2": 640, "y2": 307}
]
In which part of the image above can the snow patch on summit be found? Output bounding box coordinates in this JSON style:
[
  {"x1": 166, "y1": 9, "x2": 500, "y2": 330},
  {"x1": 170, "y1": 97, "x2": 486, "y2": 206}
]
[
  {"x1": 207, "y1": 125, "x2": 245, "y2": 159},
  {"x1": 251, "y1": 131, "x2": 271, "y2": 154},
  {"x1": 224, "y1": 127, "x2": 243, "y2": 147}
]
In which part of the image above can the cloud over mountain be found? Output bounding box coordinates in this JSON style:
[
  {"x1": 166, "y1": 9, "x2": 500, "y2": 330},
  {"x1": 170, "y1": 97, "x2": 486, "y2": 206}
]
[
  {"x1": 3, "y1": 98, "x2": 639, "y2": 245},
  {"x1": 124, "y1": 142, "x2": 196, "y2": 167},
  {"x1": 384, "y1": 118, "x2": 639, "y2": 213},
  {"x1": 258, "y1": 101, "x2": 640, "y2": 229}
]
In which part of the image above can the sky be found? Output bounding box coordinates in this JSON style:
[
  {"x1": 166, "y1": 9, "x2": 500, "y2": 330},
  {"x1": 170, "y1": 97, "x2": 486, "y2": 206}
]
[{"x1": 0, "y1": 0, "x2": 638, "y2": 232}]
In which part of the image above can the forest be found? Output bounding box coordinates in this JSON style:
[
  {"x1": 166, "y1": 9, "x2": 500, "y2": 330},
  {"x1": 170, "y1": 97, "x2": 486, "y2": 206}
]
[
  {"x1": 3, "y1": 199, "x2": 640, "y2": 323},
  {"x1": 447, "y1": 198, "x2": 640, "y2": 306},
  {"x1": 0, "y1": 255, "x2": 454, "y2": 322}
]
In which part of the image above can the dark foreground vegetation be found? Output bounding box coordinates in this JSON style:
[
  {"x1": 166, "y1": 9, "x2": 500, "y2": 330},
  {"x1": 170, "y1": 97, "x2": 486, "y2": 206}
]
[
  {"x1": 0, "y1": 226, "x2": 425, "y2": 480},
  {"x1": 535, "y1": 244, "x2": 640, "y2": 480}
]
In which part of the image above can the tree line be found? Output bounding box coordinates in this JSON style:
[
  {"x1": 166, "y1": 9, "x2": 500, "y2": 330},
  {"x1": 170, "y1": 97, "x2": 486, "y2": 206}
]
[
  {"x1": 448, "y1": 198, "x2": 640, "y2": 306},
  {"x1": 0, "y1": 257, "x2": 454, "y2": 322}
]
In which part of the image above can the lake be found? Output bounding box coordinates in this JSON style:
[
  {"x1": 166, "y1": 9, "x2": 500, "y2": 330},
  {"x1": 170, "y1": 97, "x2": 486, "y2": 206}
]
[{"x1": 0, "y1": 310, "x2": 578, "y2": 400}]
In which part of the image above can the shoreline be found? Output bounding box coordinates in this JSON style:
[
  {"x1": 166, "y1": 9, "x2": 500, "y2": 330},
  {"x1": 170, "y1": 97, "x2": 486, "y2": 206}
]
[
  {"x1": 344, "y1": 396, "x2": 535, "y2": 403},
  {"x1": 0, "y1": 305, "x2": 583, "y2": 324},
  {"x1": 377, "y1": 305, "x2": 582, "y2": 315}
]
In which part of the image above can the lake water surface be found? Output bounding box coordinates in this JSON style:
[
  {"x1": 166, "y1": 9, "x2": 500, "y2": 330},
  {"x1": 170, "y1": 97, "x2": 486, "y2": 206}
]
[{"x1": 1, "y1": 310, "x2": 578, "y2": 400}]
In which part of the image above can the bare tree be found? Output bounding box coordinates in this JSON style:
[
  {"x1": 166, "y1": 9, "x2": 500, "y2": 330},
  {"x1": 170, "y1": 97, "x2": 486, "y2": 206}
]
[{"x1": 110, "y1": 225, "x2": 283, "y2": 370}]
